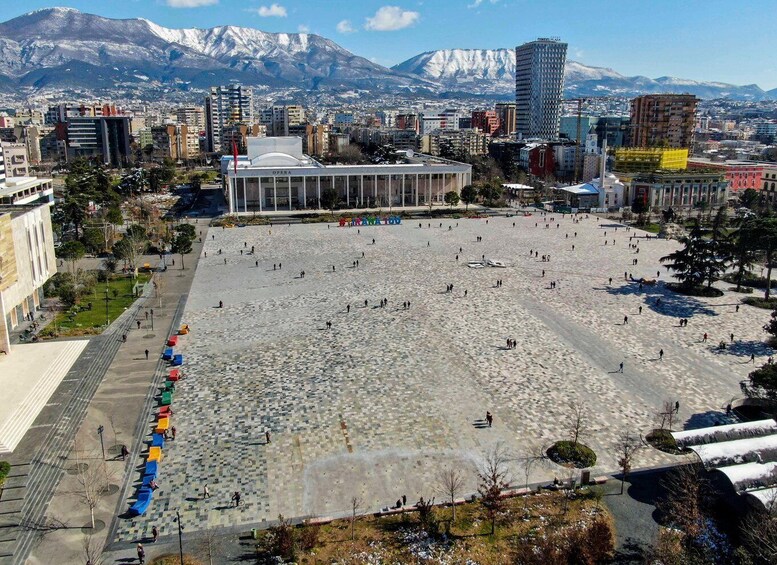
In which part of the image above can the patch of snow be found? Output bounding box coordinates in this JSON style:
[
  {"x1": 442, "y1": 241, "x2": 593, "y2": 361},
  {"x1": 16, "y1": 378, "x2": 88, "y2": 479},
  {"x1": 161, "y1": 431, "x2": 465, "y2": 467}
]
[{"x1": 672, "y1": 419, "x2": 777, "y2": 448}]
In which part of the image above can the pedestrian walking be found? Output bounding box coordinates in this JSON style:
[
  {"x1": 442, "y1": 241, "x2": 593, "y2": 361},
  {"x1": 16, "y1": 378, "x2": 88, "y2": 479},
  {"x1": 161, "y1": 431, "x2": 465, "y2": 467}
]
[
  {"x1": 623, "y1": 315, "x2": 629, "y2": 324},
  {"x1": 121, "y1": 445, "x2": 129, "y2": 460},
  {"x1": 464, "y1": 290, "x2": 468, "y2": 297},
  {"x1": 659, "y1": 349, "x2": 664, "y2": 361},
  {"x1": 144, "y1": 349, "x2": 149, "y2": 360},
  {"x1": 751, "y1": 353, "x2": 756, "y2": 364},
  {"x1": 137, "y1": 320, "x2": 141, "y2": 330},
  {"x1": 203, "y1": 484, "x2": 210, "y2": 498},
  {"x1": 402, "y1": 494, "x2": 407, "y2": 506},
  {"x1": 137, "y1": 543, "x2": 145, "y2": 564},
  {"x1": 703, "y1": 333, "x2": 708, "y2": 342},
  {"x1": 219, "y1": 300, "x2": 223, "y2": 308},
  {"x1": 638, "y1": 306, "x2": 642, "y2": 314},
  {"x1": 265, "y1": 430, "x2": 271, "y2": 444},
  {"x1": 619, "y1": 361, "x2": 624, "y2": 373},
  {"x1": 736, "y1": 304, "x2": 740, "y2": 312},
  {"x1": 364, "y1": 299, "x2": 368, "y2": 308},
  {"x1": 122, "y1": 334, "x2": 127, "y2": 343},
  {"x1": 152, "y1": 526, "x2": 158, "y2": 542},
  {"x1": 232, "y1": 491, "x2": 241, "y2": 507},
  {"x1": 347, "y1": 304, "x2": 351, "y2": 313},
  {"x1": 145, "y1": 311, "x2": 149, "y2": 321},
  {"x1": 730, "y1": 332, "x2": 735, "y2": 342},
  {"x1": 675, "y1": 401, "x2": 680, "y2": 413},
  {"x1": 171, "y1": 426, "x2": 177, "y2": 440},
  {"x1": 486, "y1": 411, "x2": 493, "y2": 427}
]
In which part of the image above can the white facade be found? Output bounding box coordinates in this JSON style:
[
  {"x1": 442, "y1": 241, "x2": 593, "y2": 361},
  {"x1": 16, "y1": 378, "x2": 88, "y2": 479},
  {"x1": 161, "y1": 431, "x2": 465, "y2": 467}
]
[
  {"x1": 0, "y1": 204, "x2": 57, "y2": 353},
  {"x1": 222, "y1": 137, "x2": 472, "y2": 213},
  {"x1": 515, "y1": 38, "x2": 567, "y2": 140}
]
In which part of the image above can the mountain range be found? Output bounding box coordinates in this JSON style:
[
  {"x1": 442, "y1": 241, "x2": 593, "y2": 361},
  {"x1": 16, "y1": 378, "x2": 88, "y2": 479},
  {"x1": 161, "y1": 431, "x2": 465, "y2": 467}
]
[{"x1": 0, "y1": 7, "x2": 774, "y2": 101}]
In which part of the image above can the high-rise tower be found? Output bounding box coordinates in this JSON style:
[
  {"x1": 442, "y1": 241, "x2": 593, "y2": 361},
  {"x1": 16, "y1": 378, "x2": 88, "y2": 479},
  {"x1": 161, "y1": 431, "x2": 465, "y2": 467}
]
[{"x1": 514, "y1": 38, "x2": 567, "y2": 140}]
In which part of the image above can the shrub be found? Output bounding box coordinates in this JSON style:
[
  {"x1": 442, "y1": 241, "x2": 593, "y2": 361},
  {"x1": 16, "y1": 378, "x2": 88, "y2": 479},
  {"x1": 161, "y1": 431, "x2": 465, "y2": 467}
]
[
  {"x1": 645, "y1": 429, "x2": 682, "y2": 454},
  {"x1": 297, "y1": 520, "x2": 321, "y2": 552},
  {"x1": 743, "y1": 297, "x2": 777, "y2": 310},
  {"x1": 547, "y1": 440, "x2": 597, "y2": 468},
  {"x1": 745, "y1": 363, "x2": 777, "y2": 402},
  {"x1": 666, "y1": 283, "x2": 724, "y2": 298},
  {"x1": 0, "y1": 461, "x2": 10, "y2": 483}
]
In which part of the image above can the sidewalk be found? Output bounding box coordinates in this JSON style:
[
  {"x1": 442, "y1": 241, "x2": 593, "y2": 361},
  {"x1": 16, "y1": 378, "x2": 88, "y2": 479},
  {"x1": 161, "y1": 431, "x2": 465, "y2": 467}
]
[{"x1": 21, "y1": 233, "x2": 204, "y2": 565}]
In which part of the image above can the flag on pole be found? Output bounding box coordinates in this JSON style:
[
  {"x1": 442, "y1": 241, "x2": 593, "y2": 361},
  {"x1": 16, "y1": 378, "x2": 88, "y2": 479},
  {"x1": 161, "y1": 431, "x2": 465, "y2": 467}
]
[{"x1": 233, "y1": 140, "x2": 239, "y2": 176}]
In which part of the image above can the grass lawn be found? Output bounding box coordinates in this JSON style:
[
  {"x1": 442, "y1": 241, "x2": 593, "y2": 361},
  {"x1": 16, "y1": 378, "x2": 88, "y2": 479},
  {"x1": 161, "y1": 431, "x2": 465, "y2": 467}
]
[
  {"x1": 42, "y1": 273, "x2": 151, "y2": 337},
  {"x1": 638, "y1": 222, "x2": 662, "y2": 234},
  {"x1": 256, "y1": 489, "x2": 613, "y2": 564}
]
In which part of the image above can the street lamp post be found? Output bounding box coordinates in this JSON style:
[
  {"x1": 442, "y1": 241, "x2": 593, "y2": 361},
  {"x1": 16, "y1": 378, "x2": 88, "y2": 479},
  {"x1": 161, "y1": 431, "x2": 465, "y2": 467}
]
[
  {"x1": 104, "y1": 288, "x2": 110, "y2": 326},
  {"x1": 150, "y1": 309, "x2": 154, "y2": 331},
  {"x1": 97, "y1": 425, "x2": 105, "y2": 461}
]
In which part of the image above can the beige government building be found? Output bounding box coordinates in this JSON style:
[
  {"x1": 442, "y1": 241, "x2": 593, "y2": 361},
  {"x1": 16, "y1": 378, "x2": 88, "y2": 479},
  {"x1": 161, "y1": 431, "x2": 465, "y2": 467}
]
[{"x1": 222, "y1": 137, "x2": 473, "y2": 214}]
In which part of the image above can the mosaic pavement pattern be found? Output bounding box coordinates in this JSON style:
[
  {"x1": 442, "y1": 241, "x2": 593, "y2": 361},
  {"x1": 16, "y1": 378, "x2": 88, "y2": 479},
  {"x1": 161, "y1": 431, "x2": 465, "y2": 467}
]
[{"x1": 115, "y1": 213, "x2": 774, "y2": 540}]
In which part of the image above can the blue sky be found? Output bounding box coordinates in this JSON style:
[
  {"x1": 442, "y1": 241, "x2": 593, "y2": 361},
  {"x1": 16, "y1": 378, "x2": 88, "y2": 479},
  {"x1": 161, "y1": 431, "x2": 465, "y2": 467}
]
[{"x1": 5, "y1": 0, "x2": 777, "y2": 89}]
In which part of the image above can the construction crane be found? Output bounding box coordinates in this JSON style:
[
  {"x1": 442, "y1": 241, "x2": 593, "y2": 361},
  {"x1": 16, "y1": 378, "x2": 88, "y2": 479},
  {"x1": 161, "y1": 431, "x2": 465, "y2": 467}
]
[{"x1": 563, "y1": 97, "x2": 589, "y2": 183}]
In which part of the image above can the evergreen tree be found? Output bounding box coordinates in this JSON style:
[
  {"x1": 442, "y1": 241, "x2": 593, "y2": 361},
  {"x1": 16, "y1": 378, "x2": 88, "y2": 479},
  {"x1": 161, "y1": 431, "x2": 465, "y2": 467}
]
[{"x1": 660, "y1": 223, "x2": 727, "y2": 289}]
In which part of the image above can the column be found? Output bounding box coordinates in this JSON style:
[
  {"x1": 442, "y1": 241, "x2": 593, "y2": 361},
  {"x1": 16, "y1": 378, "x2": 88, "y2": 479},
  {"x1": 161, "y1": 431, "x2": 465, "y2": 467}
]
[
  {"x1": 317, "y1": 176, "x2": 321, "y2": 209},
  {"x1": 360, "y1": 175, "x2": 364, "y2": 207},
  {"x1": 242, "y1": 178, "x2": 247, "y2": 213},
  {"x1": 302, "y1": 176, "x2": 307, "y2": 210},
  {"x1": 228, "y1": 177, "x2": 234, "y2": 214},
  {"x1": 401, "y1": 174, "x2": 405, "y2": 207},
  {"x1": 259, "y1": 177, "x2": 263, "y2": 213},
  {"x1": 288, "y1": 176, "x2": 292, "y2": 211},
  {"x1": 374, "y1": 174, "x2": 378, "y2": 203},
  {"x1": 273, "y1": 176, "x2": 278, "y2": 212},
  {"x1": 428, "y1": 174, "x2": 432, "y2": 205},
  {"x1": 346, "y1": 176, "x2": 350, "y2": 208},
  {"x1": 388, "y1": 175, "x2": 392, "y2": 207},
  {"x1": 415, "y1": 174, "x2": 419, "y2": 207}
]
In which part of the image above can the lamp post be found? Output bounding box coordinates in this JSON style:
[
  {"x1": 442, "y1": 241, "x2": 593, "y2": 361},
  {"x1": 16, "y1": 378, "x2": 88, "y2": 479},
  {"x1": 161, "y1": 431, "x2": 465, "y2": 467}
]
[
  {"x1": 150, "y1": 308, "x2": 154, "y2": 331},
  {"x1": 97, "y1": 424, "x2": 105, "y2": 461},
  {"x1": 104, "y1": 288, "x2": 110, "y2": 326},
  {"x1": 175, "y1": 510, "x2": 184, "y2": 565}
]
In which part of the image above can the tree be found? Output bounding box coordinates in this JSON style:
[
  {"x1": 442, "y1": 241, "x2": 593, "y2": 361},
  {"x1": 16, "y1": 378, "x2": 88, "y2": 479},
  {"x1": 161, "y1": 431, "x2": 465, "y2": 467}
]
[
  {"x1": 568, "y1": 400, "x2": 589, "y2": 447},
  {"x1": 739, "y1": 503, "x2": 777, "y2": 564},
  {"x1": 350, "y1": 496, "x2": 362, "y2": 541},
  {"x1": 741, "y1": 217, "x2": 777, "y2": 299},
  {"x1": 744, "y1": 363, "x2": 777, "y2": 402},
  {"x1": 728, "y1": 219, "x2": 758, "y2": 292},
  {"x1": 171, "y1": 232, "x2": 193, "y2": 270},
  {"x1": 58, "y1": 241, "x2": 86, "y2": 273},
  {"x1": 74, "y1": 450, "x2": 113, "y2": 530},
  {"x1": 81, "y1": 228, "x2": 105, "y2": 255},
  {"x1": 657, "y1": 463, "x2": 717, "y2": 554},
  {"x1": 616, "y1": 432, "x2": 644, "y2": 494},
  {"x1": 740, "y1": 188, "x2": 760, "y2": 210},
  {"x1": 764, "y1": 310, "x2": 777, "y2": 342},
  {"x1": 320, "y1": 187, "x2": 339, "y2": 213},
  {"x1": 82, "y1": 533, "x2": 106, "y2": 565},
  {"x1": 437, "y1": 468, "x2": 465, "y2": 523},
  {"x1": 478, "y1": 181, "x2": 503, "y2": 206},
  {"x1": 460, "y1": 185, "x2": 478, "y2": 210},
  {"x1": 444, "y1": 190, "x2": 460, "y2": 208},
  {"x1": 660, "y1": 223, "x2": 727, "y2": 289},
  {"x1": 106, "y1": 206, "x2": 123, "y2": 229},
  {"x1": 477, "y1": 443, "x2": 511, "y2": 535},
  {"x1": 174, "y1": 223, "x2": 196, "y2": 241},
  {"x1": 101, "y1": 257, "x2": 117, "y2": 274}
]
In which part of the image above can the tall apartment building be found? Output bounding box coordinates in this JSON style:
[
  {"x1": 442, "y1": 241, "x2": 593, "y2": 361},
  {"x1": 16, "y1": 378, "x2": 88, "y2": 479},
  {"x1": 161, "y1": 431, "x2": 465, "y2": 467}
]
[
  {"x1": 175, "y1": 106, "x2": 205, "y2": 132},
  {"x1": 1, "y1": 143, "x2": 29, "y2": 177},
  {"x1": 471, "y1": 110, "x2": 500, "y2": 136},
  {"x1": 150, "y1": 124, "x2": 201, "y2": 161},
  {"x1": 258, "y1": 105, "x2": 305, "y2": 137},
  {"x1": 629, "y1": 94, "x2": 698, "y2": 148},
  {"x1": 514, "y1": 38, "x2": 567, "y2": 140},
  {"x1": 205, "y1": 85, "x2": 254, "y2": 153},
  {"x1": 494, "y1": 103, "x2": 516, "y2": 137},
  {"x1": 45, "y1": 103, "x2": 122, "y2": 125}
]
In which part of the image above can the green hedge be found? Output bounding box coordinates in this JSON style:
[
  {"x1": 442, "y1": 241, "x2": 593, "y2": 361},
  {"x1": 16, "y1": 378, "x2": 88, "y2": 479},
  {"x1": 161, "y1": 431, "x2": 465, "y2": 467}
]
[{"x1": 0, "y1": 461, "x2": 10, "y2": 486}]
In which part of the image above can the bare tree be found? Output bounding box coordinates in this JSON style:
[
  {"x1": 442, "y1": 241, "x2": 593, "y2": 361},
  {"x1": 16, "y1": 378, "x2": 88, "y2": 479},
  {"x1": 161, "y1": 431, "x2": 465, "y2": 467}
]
[
  {"x1": 519, "y1": 447, "x2": 548, "y2": 512},
  {"x1": 154, "y1": 272, "x2": 166, "y2": 308},
  {"x1": 437, "y1": 468, "x2": 465, "y2": 523},
  {"x1": 616, "y1": 432, "x2": 645, "y2": 494},
  {"x1": 656, "y1": 400, "x2": 680, "y2": 431},
  {"x1": 196, "y1": 526, "x2": 221, "y2": 565},
  {"x1": 82, "y1": 532, "x2": 106, "y2": 565},
  {"x1": 739, "y1": 499, "x2": 777, "y2": 564},
  {"x1": 74, "y1": 450, "x2": 113, "y2": 529},
  {"x1": 478, "y1": 443, "x2": 511, "y2": 535},
  {"x1": 568, "y1": 401, "x2": 589, "y2": 447},
  {"x1": 350, "y1": 496, "x2": 362, "y2": 541},
  {"x1": 657, "y1": 462, "x2": 709, "y2": 546}
]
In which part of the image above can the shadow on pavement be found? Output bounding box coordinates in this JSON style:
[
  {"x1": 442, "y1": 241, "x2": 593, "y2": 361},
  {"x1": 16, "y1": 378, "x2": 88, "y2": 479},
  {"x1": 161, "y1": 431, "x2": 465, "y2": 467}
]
[{"x1": 603, "y1": 282, "x2": 718, "y2": 318}]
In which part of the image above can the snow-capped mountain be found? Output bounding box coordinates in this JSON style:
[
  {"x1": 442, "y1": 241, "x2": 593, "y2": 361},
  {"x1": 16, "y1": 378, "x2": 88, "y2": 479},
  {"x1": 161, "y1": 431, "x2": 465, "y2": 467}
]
[
  {"x1": 0, "y1": 9, "x2": 771, "y2": 101},
  {"x1": 392, "y1": 48, "x2": 773, "y2": 101},
  {"x1": 0, "y1": 7, "x2": 432, "y2": 93}
]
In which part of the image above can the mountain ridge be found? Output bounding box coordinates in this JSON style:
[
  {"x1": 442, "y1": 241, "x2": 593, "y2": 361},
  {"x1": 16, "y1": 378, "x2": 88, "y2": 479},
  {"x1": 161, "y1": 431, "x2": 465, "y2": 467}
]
[{"x1": 0, "y1": 8, "x2": 772, "y2": 101}]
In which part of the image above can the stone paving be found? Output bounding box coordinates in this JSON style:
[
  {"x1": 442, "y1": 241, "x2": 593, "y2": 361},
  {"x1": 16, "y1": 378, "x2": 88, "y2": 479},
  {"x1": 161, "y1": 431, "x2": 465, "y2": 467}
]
[{"x1": 114, "y1": 213, "x2": 774, "y2": 541}]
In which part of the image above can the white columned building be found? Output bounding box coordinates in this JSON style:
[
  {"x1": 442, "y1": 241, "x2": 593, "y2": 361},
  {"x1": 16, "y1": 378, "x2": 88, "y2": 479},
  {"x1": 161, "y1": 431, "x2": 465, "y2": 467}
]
[{"x1": 222, "y1": 137, "x2": 473, "y2": 214}]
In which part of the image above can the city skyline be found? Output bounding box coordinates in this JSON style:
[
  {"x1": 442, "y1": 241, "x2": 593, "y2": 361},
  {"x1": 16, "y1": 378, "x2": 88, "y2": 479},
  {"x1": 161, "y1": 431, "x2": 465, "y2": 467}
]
[{"x1": 2, "y1": 0, "x2": 776, "y2": 90}]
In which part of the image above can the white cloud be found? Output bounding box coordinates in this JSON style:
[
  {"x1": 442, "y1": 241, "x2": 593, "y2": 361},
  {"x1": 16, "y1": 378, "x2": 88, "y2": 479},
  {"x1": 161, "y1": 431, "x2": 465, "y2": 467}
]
[
  {"x1": 166, "y1": 0, "x2": 218, "y2": 7},
  {"x1": 364, "y1": 6, "x2": 420, "y2": 31},
  {"x1": 336, "y1": 19, "x2": 356, "y2": 34},
  {"x1": 298, "y1": 24, "x2": 310, "y2": 33},
  {"x1": 256, "y1": 3, "x2": 287, "y2": 17},
  {"x1": 468, "y1": 0, "x2": 500, "y2": 7}
]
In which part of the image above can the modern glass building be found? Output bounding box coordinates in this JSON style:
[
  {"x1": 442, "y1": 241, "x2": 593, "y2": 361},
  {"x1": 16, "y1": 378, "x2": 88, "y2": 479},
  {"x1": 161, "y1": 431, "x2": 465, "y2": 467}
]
[
  {"x1": 222, "y1": 137, "x2": 472, "y2": 214},
  {"x1": 515, "y1": 38, "x2": 567, "y2": 140}
]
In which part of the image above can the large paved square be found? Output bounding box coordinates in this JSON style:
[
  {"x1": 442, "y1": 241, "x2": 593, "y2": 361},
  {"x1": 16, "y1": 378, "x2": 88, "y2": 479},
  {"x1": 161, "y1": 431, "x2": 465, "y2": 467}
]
[{"x1": 116, "y1": 213, "x2": 773, "y2": 540}]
